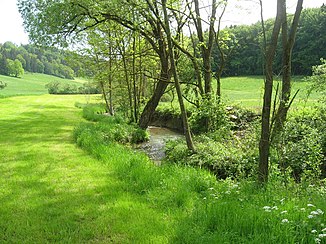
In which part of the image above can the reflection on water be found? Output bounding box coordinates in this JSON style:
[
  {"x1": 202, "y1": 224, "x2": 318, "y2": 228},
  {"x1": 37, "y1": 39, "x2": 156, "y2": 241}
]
[{"x1": 138, "y1": 126, "x2": 184, "y2": 164}]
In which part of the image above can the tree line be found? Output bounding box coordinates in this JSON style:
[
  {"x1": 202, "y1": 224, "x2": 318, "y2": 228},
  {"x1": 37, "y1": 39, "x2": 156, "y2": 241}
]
[
  {"x1": 214, "y1": 5, "x2": 326, "y2": 76},
  {"x1": 0, "y1": 41, "x2": 93, "y2": 79}
]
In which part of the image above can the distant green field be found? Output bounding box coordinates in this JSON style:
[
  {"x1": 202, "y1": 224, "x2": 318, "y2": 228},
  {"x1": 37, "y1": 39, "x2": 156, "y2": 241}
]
[
  {"x1": 0, "y1": 73, "x2": 86, "y2": 97},
  {"x1": 220, "y1": 76, "x2": 320, "y2": 110},
  {"x1": 1, "y1": 73, "x2": 320, "y2": 111}
]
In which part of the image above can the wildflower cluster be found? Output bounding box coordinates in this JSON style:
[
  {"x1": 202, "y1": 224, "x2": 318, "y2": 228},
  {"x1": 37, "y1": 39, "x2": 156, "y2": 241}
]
[
  {"x1": 262, "y1": 200, "x2": 325, "y2": 242},
  {"x1": 306, "y1": 204, "x2": 326, "y2": 243}
]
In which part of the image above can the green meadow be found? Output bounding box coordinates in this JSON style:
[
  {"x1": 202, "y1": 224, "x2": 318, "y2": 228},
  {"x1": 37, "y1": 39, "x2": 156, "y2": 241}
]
[
  {"x1": 0, "y1": 73, "x2": 86, "y2": 97},
  {"x1": 221, "y1": 76, "x2": 319, "y2": 109},
  {"x1": 0, "y1": 75, "x2": 325, "y2": 243}
]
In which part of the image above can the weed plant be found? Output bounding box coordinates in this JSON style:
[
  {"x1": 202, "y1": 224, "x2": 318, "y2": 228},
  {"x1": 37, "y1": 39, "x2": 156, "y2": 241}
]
[{"x1": 74, "y1": 103, "x2": 326, "y2": 243}]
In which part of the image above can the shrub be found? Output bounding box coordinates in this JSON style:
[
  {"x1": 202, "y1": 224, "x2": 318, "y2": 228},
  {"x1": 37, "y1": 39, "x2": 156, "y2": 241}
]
[
  {"x1": 189, "y1": 97, "x2": 231, "y2": 134},
  {"x1": 45, "y1": 81, "x2": 100, "y2": 94},
  {"x1": 274, "y1": 108, "x2": 325, "y2": 182},
  {"x1": 82, "y1": 103, "x2": 107, "y2": 121},
  {"x1": 0, "y1": 81, "x2": 7, "y2": 90},
  {"x1": 74, "y1": 104, "x2": 149, "y2": 145},
  {"x1": 165, "y1": 129, "x2": 259, "y2": 179}
]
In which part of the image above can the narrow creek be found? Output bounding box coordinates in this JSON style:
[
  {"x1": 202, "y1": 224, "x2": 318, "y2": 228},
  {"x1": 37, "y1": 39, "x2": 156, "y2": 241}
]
[{"x1": 137, "y1": 126, "x2": 184, "y2": 164}]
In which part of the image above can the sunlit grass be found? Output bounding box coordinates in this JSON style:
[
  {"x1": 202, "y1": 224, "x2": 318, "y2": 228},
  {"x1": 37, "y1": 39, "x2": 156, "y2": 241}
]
[
  {"x1": 0, "y1": 92, "x2": 325, "y2": 242},
  {"x1": 221, "y1": 76, "x2": 320, "y2": 110},
  {"x1": 0, "y1": 73, "x2": 86, "y2": 97},
  {"x1": 0, "y1": 95, "x2": 173, "y2": 242}
]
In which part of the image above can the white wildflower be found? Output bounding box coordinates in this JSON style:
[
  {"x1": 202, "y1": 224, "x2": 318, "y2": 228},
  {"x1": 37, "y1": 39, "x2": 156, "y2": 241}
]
[
  {"x1": 301, "y1": 208, "x2": 306, "y2": 212},
  {"x1": 281, "y1": 210, "x2": 288, "y2": 214},
  {"x1": 272, "y1": 206, "x2": 278, "y2": 210},
  {"x1": 312, "y1": 230, "x2": 318, "y2": 234},
  {"x1": 318, "y1": 234, "x2": 326, "y2": 238},
  {"x1": 315, "y1": 238, "x2": 321, "y2": 244},
  {"x1": 322, "y1": 228, "x2": 326, "y2": 232},
  {"x1": 308, "y1": 204, "x2": 315, "y2": 207},
  {"x1": 311, "y1": 211, "x2": 319, "y2": 215},
  {"x1": 263, "y1": 206, "x2": 271, "y2": 212},
  {"x1": 308, "y1": 215, "x2": 315, "y2": 219},
  {"x1": 317, "y1": 209, "x2": 324, "y2": 215},
  {"x1": 281, "y1": 219, "x2": 289, "y2": 223}
]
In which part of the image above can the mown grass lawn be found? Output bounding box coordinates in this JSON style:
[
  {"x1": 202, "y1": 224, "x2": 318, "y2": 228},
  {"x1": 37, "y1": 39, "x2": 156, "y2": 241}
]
[
  {"x1": 0, "y1": 95, "x2": 175, "y2": 243},
  {"x1": 0, "y1": 73, "x2": 86, "y2": 97},
  {"x1": 220, "y1": 76, "x2": 320, "y2": 109}
]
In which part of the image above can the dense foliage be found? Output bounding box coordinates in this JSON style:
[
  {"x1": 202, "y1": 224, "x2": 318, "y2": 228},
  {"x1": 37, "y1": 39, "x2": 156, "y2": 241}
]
[
  {"x1": 218, "y1": 6, "x2": 326, "y2": 76},
  {"x1": 45, "y1": 81, "x2": 100, "y2": 94},
  {"x1": 166, "y1": 104, "x2": 326, "y2": 182},
  {"x1": 0, "y1": 42, "x2": 93, "y2": 79},
  {"x1": 74, "y1": 103, "x2": 149, "y2": 145}
]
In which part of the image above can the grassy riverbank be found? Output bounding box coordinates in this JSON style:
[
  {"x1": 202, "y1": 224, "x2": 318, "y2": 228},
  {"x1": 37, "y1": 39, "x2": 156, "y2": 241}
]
[{"x1": 0, "y1": 94, "x2": 325, "y2": 242}]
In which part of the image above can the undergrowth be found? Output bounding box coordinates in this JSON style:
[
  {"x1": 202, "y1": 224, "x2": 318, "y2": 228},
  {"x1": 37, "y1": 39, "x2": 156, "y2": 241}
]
[{"x1": 72, "y1": 103, "x2": 326, "y2": 243}]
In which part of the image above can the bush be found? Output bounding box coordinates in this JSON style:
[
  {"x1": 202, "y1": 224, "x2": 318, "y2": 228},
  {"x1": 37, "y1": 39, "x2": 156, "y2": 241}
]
[
  {"x1": 0, "y1": 81, "x2": 7, "y2": 90},
  {"x1": 274, "y1": 108, "x2": 325, "y2": 182},
  {"x1": 74, "y1": 104, "x2": 149, "y2": 145},
  {"x1": 82, "y1": 103, "x2": 107, "y2": 121},
  {"x1": 45, "y1": 81, "x2": 100, "y2": 94},
  {"x1": 165, "y1": 129, "x2": 259, "y2": 179},
  {"x1": 226, "y1": 105, "x2": 259, "y2": 130},
  {"x1": 190, "y1": 97, "x2": 231, "y2": 134}
]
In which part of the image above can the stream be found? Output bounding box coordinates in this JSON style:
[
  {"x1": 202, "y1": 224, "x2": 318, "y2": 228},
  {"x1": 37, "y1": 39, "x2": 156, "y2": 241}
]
[{"x1": 137, "y1": 126, "x2": 184, "y2": 164}]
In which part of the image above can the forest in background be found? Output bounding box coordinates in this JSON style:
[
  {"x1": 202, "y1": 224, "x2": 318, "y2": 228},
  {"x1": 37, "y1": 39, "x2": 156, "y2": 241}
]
[
  {"x1": 218, "y1": 5, "x2": 326, "y2": 76},
  {"x1": 1, "y1": 6, "x2": 325, "y2": 81},
  {"x1": 0, "y1": 42, "x2": 93, "y2": 79}
]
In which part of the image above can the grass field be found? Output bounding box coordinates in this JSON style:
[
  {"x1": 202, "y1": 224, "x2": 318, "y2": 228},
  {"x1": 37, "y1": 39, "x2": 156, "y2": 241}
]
[
  {"x1": 221, "y1": 76, "x2": 320, "y2": 109},
  {"x1": 0, "y1": 73, "x2": 86, "y2": 97},
  {"x1": 0, "y1": 95, "x2": 178, "y2": 242},
  {"x1": 1, "y1": 94, "x2": 325, "y2": 243},
  {"x1": 0, "y1": 74, "x2": 325, "y2": 242}
]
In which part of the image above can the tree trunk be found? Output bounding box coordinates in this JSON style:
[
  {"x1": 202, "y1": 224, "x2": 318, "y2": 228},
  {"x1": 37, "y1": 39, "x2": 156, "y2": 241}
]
[
  {"x1": 258, "y1": 0, "x2": 285, "y2": 184},
  {"x1": 138, "y1": 59, "x2": 170, "y2": 129},
  {"x1": 162, "y1": 0, "x2": 195, "y2": 152},
  {"x1": 132, "y1": 32, "x2": 138, "y2": 122},
  {"x1": 193, "y1": 0, "x2": 217, "y2": 96},
  {"x1": 108, "y1": 41, "x2": 114, "y2": 115},
  {"x1": 272, "y1": 0, "x2": 303, "y2": 140}
]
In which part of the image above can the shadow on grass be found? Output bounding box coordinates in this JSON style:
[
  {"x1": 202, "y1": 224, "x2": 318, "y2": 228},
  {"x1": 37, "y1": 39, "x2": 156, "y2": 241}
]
[{"x1": 0, "y1": 100, "x2": 171, "y2": 243}]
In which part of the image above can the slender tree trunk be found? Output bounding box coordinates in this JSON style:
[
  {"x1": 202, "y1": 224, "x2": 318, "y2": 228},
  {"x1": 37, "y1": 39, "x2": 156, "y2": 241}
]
[
  {"x1": 162, "y1": 0, "x2": 195, "y2": 152},
  {"x1": 108, "y1": 39, "x2": 114, "y2": 115},
  {"x1": 272, "y1": 0, "x2": 303, "y2": 140},
  {"x1": 258, "y1": 0, "x2": 285, "y2": 184},
  {"x1": 119, "y1": 46, "x2": 133, "y2": 120},
  {"x1": 193, "y1": 0, "x2": 217, "y2": 96},
  {"x1": 99, "y1": 80, "x2": 111, "y2": 113},
  {"x1": 132, "y1": 32, "x2": 138, "y2": 122},
  {"x1": 215, "y1": 1, "x2": 228, "y2": 98}
]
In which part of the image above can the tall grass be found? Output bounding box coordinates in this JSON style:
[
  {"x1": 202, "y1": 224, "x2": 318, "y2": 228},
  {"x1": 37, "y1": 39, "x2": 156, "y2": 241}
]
[{"x1": 73, "y1": 103, "x2": 326, "y2": 243}]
